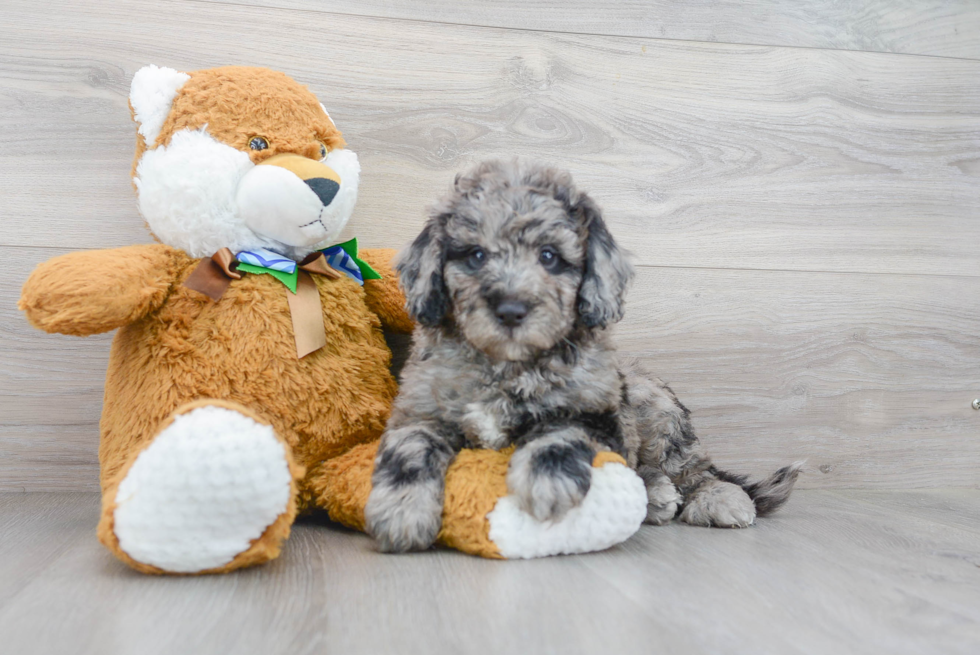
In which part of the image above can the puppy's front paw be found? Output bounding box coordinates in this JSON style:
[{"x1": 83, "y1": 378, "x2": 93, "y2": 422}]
[
  {"x1": 365, "y1": 483, "x2": 443, "y2": 553},
  {"x1": 507, "y1": 437, "x2": 594, "y2": 522}
]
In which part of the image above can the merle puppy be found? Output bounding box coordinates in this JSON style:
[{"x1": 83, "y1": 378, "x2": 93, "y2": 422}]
[{"x1": 365, "y1": 160, "x2": 801, "y2": 553}]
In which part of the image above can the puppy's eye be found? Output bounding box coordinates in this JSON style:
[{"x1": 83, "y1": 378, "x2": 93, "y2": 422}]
[
  {"x1": 318, "y1": 142, "x2": 328, "y2": 159},
  {"x1": 539, "y1": 246, "x2": 561, "y2": 271},
  {"x1": 467, "y1": 247, "x2": 487, "y2": 269},
  {"x1": 248, "y1": 136, "x2": 269, "y2": 151}
]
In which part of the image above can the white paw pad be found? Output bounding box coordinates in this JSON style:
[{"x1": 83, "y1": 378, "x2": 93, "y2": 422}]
[
  {"x1": 487, "y1": 462, "x2": 647, "y2": 559},
  {"x1": 113, "y1": 406, "x2": 292, "y2": 572}
]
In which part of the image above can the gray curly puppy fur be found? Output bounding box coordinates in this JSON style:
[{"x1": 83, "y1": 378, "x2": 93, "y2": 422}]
[{"x1": 365, "y1": 160, "x2": 802, "y2": 553}]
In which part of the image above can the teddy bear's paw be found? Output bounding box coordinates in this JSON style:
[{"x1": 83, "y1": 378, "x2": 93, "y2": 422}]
[
  {"x1": 488, "y1": 456, "x2": 648, "y2": 559},
  {"x1": 679, "y1": 480, "x2": 756, "y2": 529},
  {"x1": 112, "y1": 405, "x2": 294, "y2": 573}
]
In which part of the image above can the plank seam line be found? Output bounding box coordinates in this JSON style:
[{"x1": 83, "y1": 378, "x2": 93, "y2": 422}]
[
  {"x1": 182, "y1": 0, "x2": 980, "y2": 63},
  {"x1": 5, "y1": 243, "x2": 978, "y2": 280}
]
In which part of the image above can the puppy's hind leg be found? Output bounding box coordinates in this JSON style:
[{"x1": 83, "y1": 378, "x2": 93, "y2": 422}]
[
  {"x1": 676, "y1": 461, "x2": 804, "y2": 529},
  {"x1": 637, "y1": 466, "x2": 680, "y2": 525},
  {"x1": 621, "y1": 359, "x2": 801, "y2": 528},
  {"x1": 365, "y1": 425, "x2": 456, "y2": 553},
  {"x1": 678, "y1": 477, "x2": 757, "y2": 528}
]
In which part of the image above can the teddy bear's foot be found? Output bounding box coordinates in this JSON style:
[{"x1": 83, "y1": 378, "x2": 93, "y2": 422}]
[
  {"x1": 102, "y1": 400, "x2": 299, "y2": 574},
  {"x1": 485, "y1": 452, "x2": 649, "y2": 558}
]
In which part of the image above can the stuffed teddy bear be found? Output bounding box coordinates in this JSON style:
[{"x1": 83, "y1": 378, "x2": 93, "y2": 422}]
[{"x1": 19, "y1": 65, "x2": 648, "y2": 574}]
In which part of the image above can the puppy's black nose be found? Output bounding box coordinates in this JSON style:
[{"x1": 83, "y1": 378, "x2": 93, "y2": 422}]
[
  {"x1": 305, "y1": 178, "x2": 340, "y2": 206},
  {"x1": 494, "y1": 299, "x2": 528, "y2": 327}
]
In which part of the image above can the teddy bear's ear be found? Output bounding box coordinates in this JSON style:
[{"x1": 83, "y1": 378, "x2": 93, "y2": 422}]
[
  {"x1": 319, "y1": 103, "x2": 336, "y2": 127},
  {"x1": 129, "y1": 65, "x2": 191, "y2": 147}
]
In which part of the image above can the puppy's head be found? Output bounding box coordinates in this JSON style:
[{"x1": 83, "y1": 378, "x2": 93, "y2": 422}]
[{"x1": 398, "y1": 160, "x2": 634, "y2": 361}]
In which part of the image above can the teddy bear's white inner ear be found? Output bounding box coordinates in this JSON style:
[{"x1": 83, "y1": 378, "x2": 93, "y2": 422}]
[
  {"x1": 319, "y1": 103, "x2": 335, "y2": 126},
  {"x1": 130, "y1": 65, "x2": 191, "y2": 147}
]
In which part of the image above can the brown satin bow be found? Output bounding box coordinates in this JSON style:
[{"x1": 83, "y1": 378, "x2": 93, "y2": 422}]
[{"x1": 183, "y1": 248, "x2": 342, "y2": 358}]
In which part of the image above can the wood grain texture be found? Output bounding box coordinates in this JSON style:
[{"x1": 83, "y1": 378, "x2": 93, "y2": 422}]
[
  {"x1": 214, "y1": 0, "x2": 980, "y2": 60},
  {"x1": 0, "y1": 491, "x2": 978, "y2": 655},
  {"x1": 1, "y1": 0, "x2": 978, "y2": 490},
  {"x1": 4, "y1": 247, "x2": 978, "y2": 490},
  {"x1": 619, "y1": 266, "x2": 980, "y2": 489},
  {"x1": 1, "y1": 0, "x2": 979, "y2": 277},
  {"x1": 0, "y1": 493, "x2": 95, "y2": 605}
]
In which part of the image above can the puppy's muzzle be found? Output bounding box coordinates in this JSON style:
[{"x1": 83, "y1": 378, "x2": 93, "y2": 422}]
[
  {"x1": 491, "y1": 297, "x2": 529, "y2": 328},
  {"x1": 258, "y1": 153, "x2": 341, "y2": 206}
]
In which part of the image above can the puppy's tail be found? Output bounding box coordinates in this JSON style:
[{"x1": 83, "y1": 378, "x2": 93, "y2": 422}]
[{"x1": 709, "y1": 461, "x2": 805, "y2": 517}]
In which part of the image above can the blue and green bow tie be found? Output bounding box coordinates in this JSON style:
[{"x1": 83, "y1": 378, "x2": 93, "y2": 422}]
[{"x1": 235, "y1": 238, "x2": 381, "y2": 293}]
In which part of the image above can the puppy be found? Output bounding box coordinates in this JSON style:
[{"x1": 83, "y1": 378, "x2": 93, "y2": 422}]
[{"x1": 365, "y1": 160, "x2": 802, "y2": 553}]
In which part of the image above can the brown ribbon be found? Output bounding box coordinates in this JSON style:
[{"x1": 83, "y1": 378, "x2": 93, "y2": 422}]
[
  {"x1": 299, "y1": 251, "x2": 342, "y2": 279},
  {"x1": 183, "y1": 248, "x2": 242, "y2": 301},
  {"x1": 183, "y1": 248, "x2": 341, "y2": 359}
]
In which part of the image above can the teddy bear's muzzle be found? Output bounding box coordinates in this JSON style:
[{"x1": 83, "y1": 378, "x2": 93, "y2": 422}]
[
  {"x1": 236, "y1": 153, "x2": 349, "y2": 247},
  {"x1": 257, "y1": 152, "x2": 342, "y2": 206}
]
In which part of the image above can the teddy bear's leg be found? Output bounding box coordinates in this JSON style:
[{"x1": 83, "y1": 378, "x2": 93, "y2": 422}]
[
  {"x1": 97, "y1": 399, "x2": 302, "y2": 574},
  {"x1": 312, "y1": 444, "x2": 649, "y2": 559}
]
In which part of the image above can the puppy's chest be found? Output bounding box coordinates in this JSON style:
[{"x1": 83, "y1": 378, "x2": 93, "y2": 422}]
[{"x1": 456, "y1": 371, "x2": 607, "y2": 450}]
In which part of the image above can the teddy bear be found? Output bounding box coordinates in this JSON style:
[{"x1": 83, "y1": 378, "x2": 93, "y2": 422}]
[{"x1": 19, "y1": 65, "x2": 648, "y2": 574}]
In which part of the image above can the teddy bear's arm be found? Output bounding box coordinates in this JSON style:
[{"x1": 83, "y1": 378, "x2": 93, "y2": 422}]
[
  {"x1": 19, "y1": 244, "x2": 186, "y2": 336},
  {"x1": 358, "y1": 248, "x2": 414, "y2": 333}
]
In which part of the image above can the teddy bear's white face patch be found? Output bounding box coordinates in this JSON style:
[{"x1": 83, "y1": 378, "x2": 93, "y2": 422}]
[
  {"x1": 236, "y1": 165, "x2": 328, "y2": 246},
  {"x1": 135, "y1": 128, "x2": 276, "y2": 258},
  {"x1": 134, "y1": 127, "x2": 360, "y2": 259}
]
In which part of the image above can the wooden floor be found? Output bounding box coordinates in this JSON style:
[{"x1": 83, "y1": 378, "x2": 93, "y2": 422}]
[{"x1": 0, "y1": 490, "x2": 977, "y2": 655}]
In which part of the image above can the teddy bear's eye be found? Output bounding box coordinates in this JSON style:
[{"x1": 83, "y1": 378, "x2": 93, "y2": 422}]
[
  {"x1": 248, "y1": 136, "x2": 269, "y2": 151},
  {"x1": 318, "y1": 142, "x2": 328, "y2": 159}
]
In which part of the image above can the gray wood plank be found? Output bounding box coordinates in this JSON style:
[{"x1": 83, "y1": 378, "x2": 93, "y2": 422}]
[
  {"x1": 2, "y1": 0, "x2": 979, "y2": 278},
  {"x1": 0, "y1": 493, "x2": 96, "y2": 606},
  {"x1": 0, "y1": 425, "x2": 101, "y2": 492},
  {"x1": 215, "y1": 0, "x2": 980, "y2": 60},
  {"x1": 0, "y1": 491, "x2": 977, "y2": 654},
  {"x1": 6, "y1": 245, "x2": 978, "y2": 490},
  {"x1": 826, "y1": 489, "x2": 980, "y2": 536},
  {"x1": 618, "y1": 266, "x2": 980, "y2": 489},
  {"x1": 581, "y1": 490, "x2": 980, "y2": 655}
]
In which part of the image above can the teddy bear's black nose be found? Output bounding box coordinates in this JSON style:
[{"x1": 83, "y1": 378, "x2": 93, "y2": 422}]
[{"x1": 305, "y1": 178, "x2": 340, "y2": 206}]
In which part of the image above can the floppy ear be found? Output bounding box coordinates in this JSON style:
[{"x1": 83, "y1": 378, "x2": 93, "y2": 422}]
[
  {"x1": 395, "y1": 218, "x2": 450, "y2": 327},
  {"x1": 574, "y1": 194, "x2": 634, "y2": 328},
  {"x1": 129, "y1": 64, "x2": 190, "y2": 147}
]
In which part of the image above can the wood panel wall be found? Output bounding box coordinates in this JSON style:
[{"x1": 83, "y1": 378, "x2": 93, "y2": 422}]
[{"x1": 2, "y1": 0, "x2": 978, "y2": 490}]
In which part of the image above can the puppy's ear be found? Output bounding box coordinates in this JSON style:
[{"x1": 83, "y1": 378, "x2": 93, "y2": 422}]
[
  {"x1": 574, "y1": 194, "x2": 634, "y2": 328},
  {"x1": 396, "y1": 218, "x2": 450, "y2": 327}
]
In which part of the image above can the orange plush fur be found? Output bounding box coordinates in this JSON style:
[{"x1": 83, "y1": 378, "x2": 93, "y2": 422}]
[{"x1": 21, "y1": 241, "x2": 409, "y2": 574}]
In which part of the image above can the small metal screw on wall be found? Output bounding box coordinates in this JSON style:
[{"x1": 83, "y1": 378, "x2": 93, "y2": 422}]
[{"x1": 973, "y1": 399, "x2": 980, "y2": 410}]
